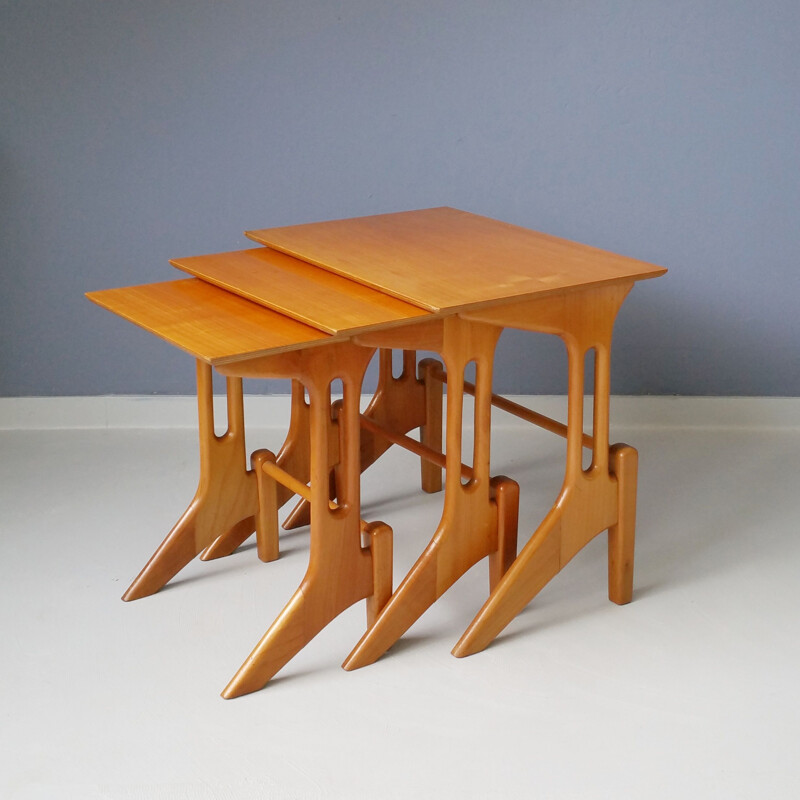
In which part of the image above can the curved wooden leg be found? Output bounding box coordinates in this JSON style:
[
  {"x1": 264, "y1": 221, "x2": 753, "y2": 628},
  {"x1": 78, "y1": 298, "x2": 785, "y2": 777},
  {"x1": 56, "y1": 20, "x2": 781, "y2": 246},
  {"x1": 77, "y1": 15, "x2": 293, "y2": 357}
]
[
  {"x1": 285, "y1": 348, "x2": 444, "y2": 528},
  {"x1": 123, "y1": 362, "x2": 257, "y2": 601},
  {"x1": 343, "y1": 318, "x2": 504, "y2": 670},
  {"x1": 202, "y1": 380, "x2": 314, "y2": 555},
  {"x1": 221, "y1": 520, "x2": 391, "y2": 698},
  {"x1": 221, "y1": 521, "x2": 375, "y2": 698},
  {"x1": 453, "y1": 288, "x2": 633, "y2": 656},
  {"x1": 217, "y1": 342, "x2": 391, "y2": 696},
  {"x1": 453, "y1": 503, "x2": 564, "y2": 657},
  {"x1": 453, "y1": 460, "x2": 625, "y2": 656}
]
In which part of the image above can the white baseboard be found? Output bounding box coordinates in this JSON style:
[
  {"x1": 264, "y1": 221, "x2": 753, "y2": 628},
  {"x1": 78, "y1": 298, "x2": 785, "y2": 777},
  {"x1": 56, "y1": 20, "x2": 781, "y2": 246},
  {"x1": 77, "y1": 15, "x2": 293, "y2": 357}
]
[{"x1": 1, "y1": 394, "x2": 799, "y2": 431}]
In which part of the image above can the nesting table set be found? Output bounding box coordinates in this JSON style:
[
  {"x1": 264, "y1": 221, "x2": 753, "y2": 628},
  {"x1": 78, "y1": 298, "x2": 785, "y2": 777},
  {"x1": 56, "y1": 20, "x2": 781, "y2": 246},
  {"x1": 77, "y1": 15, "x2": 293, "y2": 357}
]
[{"x1": 87, "y1": 207, "x2": 666, "y2": 698}]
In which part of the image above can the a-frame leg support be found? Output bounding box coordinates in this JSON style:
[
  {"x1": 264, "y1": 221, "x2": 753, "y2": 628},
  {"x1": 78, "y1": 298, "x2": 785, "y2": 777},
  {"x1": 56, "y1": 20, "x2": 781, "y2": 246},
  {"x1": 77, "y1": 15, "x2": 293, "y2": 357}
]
[
  {"x1": 452, "y1": 283, "x2": 639, "y2": 656},
  {"x1": 216, "y1": 342, "x2": 392, "y2": 697},
  {"x1": 122, "y1": 361, "x2": 257, "y2": 601},
  {"x1": 342, "y1": 316, "x2": 519, "y2": 671}
]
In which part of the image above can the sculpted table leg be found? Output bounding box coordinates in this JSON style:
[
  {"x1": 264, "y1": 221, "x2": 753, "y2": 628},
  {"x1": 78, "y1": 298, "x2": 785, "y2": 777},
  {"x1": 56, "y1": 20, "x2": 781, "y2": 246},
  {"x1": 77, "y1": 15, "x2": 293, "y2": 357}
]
[
  {"x1": 216, "y1": 343, "x2": 393, "y2": 697},
  {"x1": 453, "y1": 282, "x2": 639, "y2": 656},
  {"x1": 122, "y1": 361, "x2": 257, "y2": 601},
  {"x1": 283, "y1": 348, "x2": 444, "y2": 530},
  {"x1": 342, "y1": 316, "x2": 519, "y2": 670},
  {"x1": 201, "y1": 380, "x2": 316, "y2": 558}
]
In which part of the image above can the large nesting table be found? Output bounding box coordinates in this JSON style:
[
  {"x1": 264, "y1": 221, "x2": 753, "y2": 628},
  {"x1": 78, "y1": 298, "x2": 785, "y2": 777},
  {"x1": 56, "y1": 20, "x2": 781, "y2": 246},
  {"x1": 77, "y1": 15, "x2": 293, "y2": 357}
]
[{"x1": 87, "y1": 207, "x2": 666, "y2": 697}]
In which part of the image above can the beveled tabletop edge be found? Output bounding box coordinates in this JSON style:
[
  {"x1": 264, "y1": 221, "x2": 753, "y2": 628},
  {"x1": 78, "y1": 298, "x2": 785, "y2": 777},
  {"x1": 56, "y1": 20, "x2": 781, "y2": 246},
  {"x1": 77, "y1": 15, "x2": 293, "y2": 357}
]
[
  {"x1": 244, "y1": 207, "x2": 667, "y2": 315},
  {"x1": 86, "y1": 281, "x2": 338, "y2": 366},
  {"x1": 169, "y1": 247, "x2": 430, "y2": 336}
]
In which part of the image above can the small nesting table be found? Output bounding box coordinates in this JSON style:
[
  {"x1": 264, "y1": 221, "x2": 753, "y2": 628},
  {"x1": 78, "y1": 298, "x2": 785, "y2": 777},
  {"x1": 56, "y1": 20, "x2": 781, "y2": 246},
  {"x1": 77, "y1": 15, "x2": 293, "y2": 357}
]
[{"x1": 87, "y1": 207, "x2": 665, "y2": 697}]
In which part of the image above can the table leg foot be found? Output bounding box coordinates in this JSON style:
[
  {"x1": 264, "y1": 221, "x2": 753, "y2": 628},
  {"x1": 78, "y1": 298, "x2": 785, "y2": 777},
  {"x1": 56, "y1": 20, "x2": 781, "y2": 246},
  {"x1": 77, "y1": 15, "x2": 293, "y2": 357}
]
[
  {"x1": 342, "y1": 534, "x2": 440, "y2": 671},
  {"x1": 221, "y1": 563, "x2": 367, "y2": 698},
  {"x1": 200, "y1": 517, "x2": 255, "y2": 561},
  {"x1": 608, "y1": 444, "x2": 638, "y2": 605},
  {"x1": 122, "y1": 502, "x2": 204, "y2": 601},
  {"x1": 488, "y1": 476, "x2": 520, "y2": 592},
  {"x1": 123, "y1": 364, "x2": 257, "y2": 599},
  {"x1": 365, "y1": 522, "x2": 393, "y2": 626},
  {"x1": 452, "y1": 507, "x2": 562, "y2": 658}
]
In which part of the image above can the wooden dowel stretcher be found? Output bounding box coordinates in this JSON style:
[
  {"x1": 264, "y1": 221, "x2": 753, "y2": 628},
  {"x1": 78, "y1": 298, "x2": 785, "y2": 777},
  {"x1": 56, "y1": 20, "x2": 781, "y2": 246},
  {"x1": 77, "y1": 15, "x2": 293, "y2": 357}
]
[
  {"x1": 429, "y1": 365, "x2": 594, "y2": 450},
  {"x1": 261, "y1": 459, "x2": 369, "y2": 533},
  {"x1": 358, "y1": 413, "x2": 474, "y2": 480}
]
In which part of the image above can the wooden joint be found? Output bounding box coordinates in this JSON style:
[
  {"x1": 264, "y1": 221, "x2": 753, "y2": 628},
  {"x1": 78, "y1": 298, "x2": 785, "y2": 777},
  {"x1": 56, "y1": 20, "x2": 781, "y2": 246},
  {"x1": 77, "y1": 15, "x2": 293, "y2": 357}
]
[{"x1": 258, "y1": 457, "x2": 371, "y2": 532}]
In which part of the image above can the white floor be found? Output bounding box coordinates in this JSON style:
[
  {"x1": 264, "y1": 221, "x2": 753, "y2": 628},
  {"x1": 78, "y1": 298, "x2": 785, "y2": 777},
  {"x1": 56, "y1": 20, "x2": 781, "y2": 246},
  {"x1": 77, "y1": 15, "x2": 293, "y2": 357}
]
[{"x1": 2, "y1": 412, "x2": 799, "y2": 799}]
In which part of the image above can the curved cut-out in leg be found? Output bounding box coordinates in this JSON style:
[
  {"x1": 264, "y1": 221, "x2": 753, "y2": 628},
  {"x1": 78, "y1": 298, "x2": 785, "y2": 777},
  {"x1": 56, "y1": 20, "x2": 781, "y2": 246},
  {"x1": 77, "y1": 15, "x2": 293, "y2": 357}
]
[
  {"x1": 419, "y1": 357, "x2": 444, "y2": 493},
  {"x1": 454, "y1": 283, "x2": 635, "y2": 656},
  {"x1": 216, "y1": 342, "x2": 391, "y2": 695},
  {"x1": 283, "y1": 349, "x2": 441, "y2": 529},
  {"x1": 203, "y1": 380, "x2": 315, "y2": 553},
  {"x1": 344, "y1": 317, "x2": 504, "y2": 670},
  {"x1": 122, "y1": 362, "x2": 257, "y2": 601}
]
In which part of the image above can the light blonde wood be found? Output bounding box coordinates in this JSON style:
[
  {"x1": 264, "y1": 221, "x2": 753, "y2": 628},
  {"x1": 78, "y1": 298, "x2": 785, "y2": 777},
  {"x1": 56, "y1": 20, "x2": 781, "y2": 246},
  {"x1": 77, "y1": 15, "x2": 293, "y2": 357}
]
[
  {"x1": 452, "y1": 283, "x2": 638, "y2": 656},
  {"x1": 171, "y1": 247, "x2": 427, "y2": 335},
  {"x1": 122, "y1": 362, "x2": 257, "y2": 601},
  {"x1": 246, "y1": 207, "x2": 667, "y2": 313},
  {"x1": 216, "y1": 341, "x2": 393, "y2": 697},
  {"x1": 342, "y1": 315, "x2": 519, "y2": 670},
  {"x1": 86, "y1": 279, "x2": 331, "y2": 365}
]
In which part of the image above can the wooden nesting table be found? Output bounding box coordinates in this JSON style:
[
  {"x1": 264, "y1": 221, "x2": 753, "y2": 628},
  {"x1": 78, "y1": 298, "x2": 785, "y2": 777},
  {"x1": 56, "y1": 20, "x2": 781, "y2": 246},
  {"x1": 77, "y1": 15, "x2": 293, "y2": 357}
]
[{"x1": 87, "y1": 207, "x2": 666, "y2": 697}]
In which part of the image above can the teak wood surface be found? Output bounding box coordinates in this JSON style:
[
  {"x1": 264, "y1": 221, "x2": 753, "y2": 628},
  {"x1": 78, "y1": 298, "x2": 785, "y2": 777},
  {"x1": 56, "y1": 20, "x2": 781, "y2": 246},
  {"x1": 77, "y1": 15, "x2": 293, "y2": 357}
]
[
  {"x1": 246, "y1": 206, "x2": 666, "y2": 313},
  {"x1": 171, "y1": 247, "x2": 427, "y2": 335},
  {"x1": 86, "y1": 278, "x2": 332, "y2": 365},
  {"x1": 87, "y1": 206, "x2": 666, "y2": 696},
  {"x1": 453, "y1": 282, "x2": 639, "y2": 655}
]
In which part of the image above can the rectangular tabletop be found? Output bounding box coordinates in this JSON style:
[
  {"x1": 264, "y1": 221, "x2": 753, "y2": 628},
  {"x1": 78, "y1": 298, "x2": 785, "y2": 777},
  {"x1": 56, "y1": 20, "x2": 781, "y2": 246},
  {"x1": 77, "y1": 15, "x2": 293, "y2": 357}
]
[
  {"x1": 246, "y1": 206, "x2": 667, "y2": 313},
  {"x1": 86, "y1": 278, "x2": 332, "y2": 365},
  {"x1": 170, "y1": 247, "x2": 428, "y2": 336}
]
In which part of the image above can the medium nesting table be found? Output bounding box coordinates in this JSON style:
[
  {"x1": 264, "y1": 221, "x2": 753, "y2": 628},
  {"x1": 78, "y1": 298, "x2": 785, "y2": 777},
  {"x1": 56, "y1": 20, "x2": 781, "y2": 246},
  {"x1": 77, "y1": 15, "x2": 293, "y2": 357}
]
[{"x1": 87, "y1": 207, "x2": 666, "y2": 697}]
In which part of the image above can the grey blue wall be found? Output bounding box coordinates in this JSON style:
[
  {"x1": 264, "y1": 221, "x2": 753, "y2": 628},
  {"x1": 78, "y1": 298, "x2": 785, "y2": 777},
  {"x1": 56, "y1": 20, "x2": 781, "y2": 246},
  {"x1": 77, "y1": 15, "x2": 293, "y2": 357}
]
[{"x1": 2, "y1": 0, "x2": 799, "y2": 396}]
